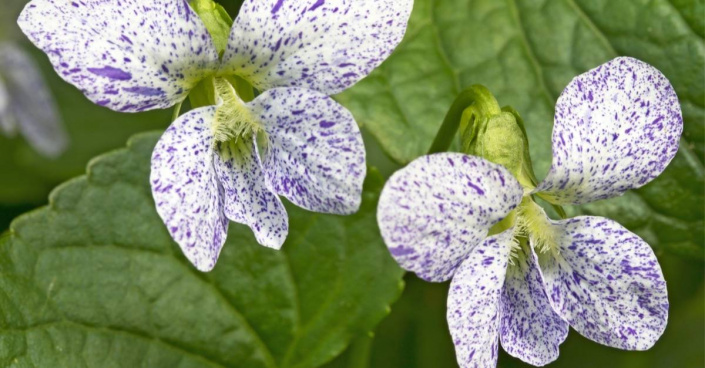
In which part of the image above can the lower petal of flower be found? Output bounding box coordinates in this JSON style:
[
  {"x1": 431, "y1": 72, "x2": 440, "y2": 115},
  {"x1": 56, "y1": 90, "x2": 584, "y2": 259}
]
[
  {"x1": 150, "y1": 106, "x2": 229, "y2": 272},
  {"x1": 536, "y1": 216, "x2": 669, "y2": 350},
  {"x1": 214, "y1": 136, "x2": 289, "y2": 249},
  {"x1": 447, "y1": 230, "x2": 515, "y2": 368},
  {"x1": 500, "y1": 242, "x2": 569, "y2": 366}
]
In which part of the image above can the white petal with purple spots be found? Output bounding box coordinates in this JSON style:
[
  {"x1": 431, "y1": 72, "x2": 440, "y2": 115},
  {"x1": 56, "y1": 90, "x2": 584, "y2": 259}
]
[
  {"x1": 377, "y1": 153, "x2": 523, "y2": 282},
  {"x1": 535, "y1": 57, "x2": 682, "y2": 205},
  {"x1": 223, "y1": 0, "x2": 413, "y2": 95},
  {"x1": 499, "y1": 245, "x2": 569, "y2": 366},
  {"x1": 18, "y1": 0, "x2": 219, "y2": 112},
  {"x1": 252, "y1": 87, "x2": 366, "y2": 215},
  {"x1": 537, "y1": 216, "x2": 668, "y2": 350},
  {"x1": 447, "y1": 230, "x2": 514, "y2": 368},
  {"x1": 150, "y1": 107, "x2": 228, "y2": 272},
  {"x1": 0, "y1": 42, "x2": 67, "y2": 158},
  {"x1": 214, "y1": 137, "x2": 289, "y2": 250}
]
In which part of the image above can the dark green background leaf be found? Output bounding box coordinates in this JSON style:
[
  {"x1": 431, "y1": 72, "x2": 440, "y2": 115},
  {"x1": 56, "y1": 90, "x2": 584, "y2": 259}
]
[
  {"x1": 0, "y1": 133, "x2": 404, "y2": 368},
  {"x1": 338, "y1": 0, "x2": 704, "y2": 259}
]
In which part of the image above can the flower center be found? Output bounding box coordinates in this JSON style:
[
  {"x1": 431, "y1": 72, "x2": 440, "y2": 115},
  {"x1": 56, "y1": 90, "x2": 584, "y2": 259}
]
[
  {"x1": 516, "y1": 197, "x2": 558, "y2": 255},
  {"x1": 490, "y1": 196, "x2": 559, "y2": 265},
  {"x1": 212, "y1": 77, "x2": 262, "y2": 143}
]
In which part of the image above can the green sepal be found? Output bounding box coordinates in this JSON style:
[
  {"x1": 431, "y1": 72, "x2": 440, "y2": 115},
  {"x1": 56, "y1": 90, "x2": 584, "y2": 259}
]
[
  {"x1": 427, "y1": 85, "x2": 501, "y2": 154},
  {"x1": 463, "y1": 112, "x2": 526, "y2": 183},
  {"x1": 456, "y1": 95, "x2": 539, "y2": 191},
  {"x1": 189, "y1": 0, "x2": 234, "y2": 56},
  {"x1": 188, "y1": 76, "x2": 217, "y2": 109},
  {"x1": 501, "y1": 106, "x2": 539, "y2": 188}
]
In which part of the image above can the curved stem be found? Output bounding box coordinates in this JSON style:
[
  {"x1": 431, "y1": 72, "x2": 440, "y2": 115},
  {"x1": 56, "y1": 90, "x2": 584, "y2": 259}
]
[
  {"x1": 171, "y1": 101, "x2": 183, "y2": 122},
  {"x1": 427, "y1": 85, "x2": 501, "y2": 154}
]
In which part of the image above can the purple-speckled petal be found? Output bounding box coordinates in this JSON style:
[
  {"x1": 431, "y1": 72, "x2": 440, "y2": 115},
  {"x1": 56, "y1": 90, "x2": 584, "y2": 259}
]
[
  {"x1": 535, "y1": 57, "x2": 682, "y2": 205},
  {"x1": 499, "y1": 245, "x2": 569, "y2": 366},
  {"x1": 377, "y1": 153, "x2": 523, "y2": 282},
  {"x1": 150, "y1": 107, "x2": 228, "y2": 272},
  {"x1": 251, "y1": 87, "x2": 365, "y2": 215},
  {"x1": 0, "y1": 42, "x2": 67, "y2": 158},
  {"x1": 537, "y1": 216, "x2": 668, "y2": 350},
  {"x1": 223, "y1": 0, "x2": 413, "y2": 95},
  {"x1": 447, "y1": 230, "x2": 514, "y2": 368},
  {"x1": 18, "y1": 0, "x2": 219, "y2": 113},
  {"x1": 214, "y1": 138, "x2": 289, "y2": 249}
]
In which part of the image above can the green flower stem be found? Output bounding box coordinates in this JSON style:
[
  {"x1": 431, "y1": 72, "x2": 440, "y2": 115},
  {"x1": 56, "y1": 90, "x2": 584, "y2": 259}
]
[
  {"x1": 427, "y1": 85, "x2": 501, "y2": 154},
  {"x1": 171, "y1": 101, "x2": 183, "y2": 122}
]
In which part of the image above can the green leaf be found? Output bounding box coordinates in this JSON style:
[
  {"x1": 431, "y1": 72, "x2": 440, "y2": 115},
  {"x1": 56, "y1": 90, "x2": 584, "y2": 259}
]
[
  {"x1": 0, "y1": 133, "x2": 404, "y2": 367},
  {"x1": 338, "y1": 0, "x2": 704, "y2": 258}
]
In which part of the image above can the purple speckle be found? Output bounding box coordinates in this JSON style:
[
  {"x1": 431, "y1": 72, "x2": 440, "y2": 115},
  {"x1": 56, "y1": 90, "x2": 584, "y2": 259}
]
[
  {"x1": 272, "y1": 0, "x2": 285, "y2": 14},
  {"x1": 123, "y1": 86, "x2": 165, "y2": 96},
  {"x1": 87, "y1": 66, "x2": 132, "y2": 81}
]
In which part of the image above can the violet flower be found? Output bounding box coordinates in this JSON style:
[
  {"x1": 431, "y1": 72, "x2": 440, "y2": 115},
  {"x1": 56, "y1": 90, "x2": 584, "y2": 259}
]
[
  {"x1": 377, "y1": 58, "x2": 681, "y2": 367},
  {"x1": 19, "y1": 0, "x2": 412, "y2": 270}
]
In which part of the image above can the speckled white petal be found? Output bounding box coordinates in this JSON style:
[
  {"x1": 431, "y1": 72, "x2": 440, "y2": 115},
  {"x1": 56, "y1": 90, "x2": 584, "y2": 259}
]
[
  {"x1": 252, "y1": 88, "x2": 365, "y2": 215},
  {"x1": 18, "y1": 0, "x2": 219, "y2": 113},
  {"x1": 378, "y1": 153, "x2": 523, "y2": 282},
  {"x1": 150, "y1": 107, "x2": 228, "y2": 272},
  {"x1": 0, "y1": 42, "x2": 67, "y2": 157},
  {"x1": 223, "y1": 0, "x2": 413, "y2": 95},
  {"x1": 214, "y1": 138, "x2": 289, "y2": 249},
  {"x1": 447, "y1": 230, "x2": 514, "y2": 368},
  {"x1": 537, "y1": 216, "x2": 668, "y2": 350},
  {"x1": 535, "y1": 57, "x2": 682, "y2": 205},
  {"x1": 499, "y1": 246, "x2": 569, "y2": 366}
]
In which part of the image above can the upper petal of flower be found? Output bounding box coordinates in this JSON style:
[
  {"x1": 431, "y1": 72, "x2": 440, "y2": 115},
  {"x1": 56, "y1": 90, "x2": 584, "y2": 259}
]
[
  {"x1": 378, "y1": 153, "x2": 523, "y2": 282},
  {"x1": 447, "y1": 230, "x2": 515, "y2": 368},
  {"x1": 222, "y1": 0, "x2": 413, "y2": 95},
  {"x1": 0, "y1": 42, "x2": 67, "y2": 158},
  {"x1": 535, "y1": 57, "x2": 682, "y2": 205},
  {"x1": 499, "y1": 245, "x2": 568, "y2": 366},
  {"x1": 214, "y1": 137, "x2": 289, "y2": 250},
  {"x1": 536, "y1": 216, "x2": 668, "y2": 350},
  {"x1": 18, "y1": 0, "x2": 219, "y2": 113},
  {"x1": 252, "y1": 87, "x2": 366, "y2": 215},
  {"x1": 150, "y1": 106, "x2": 228, "y2": 272}
]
